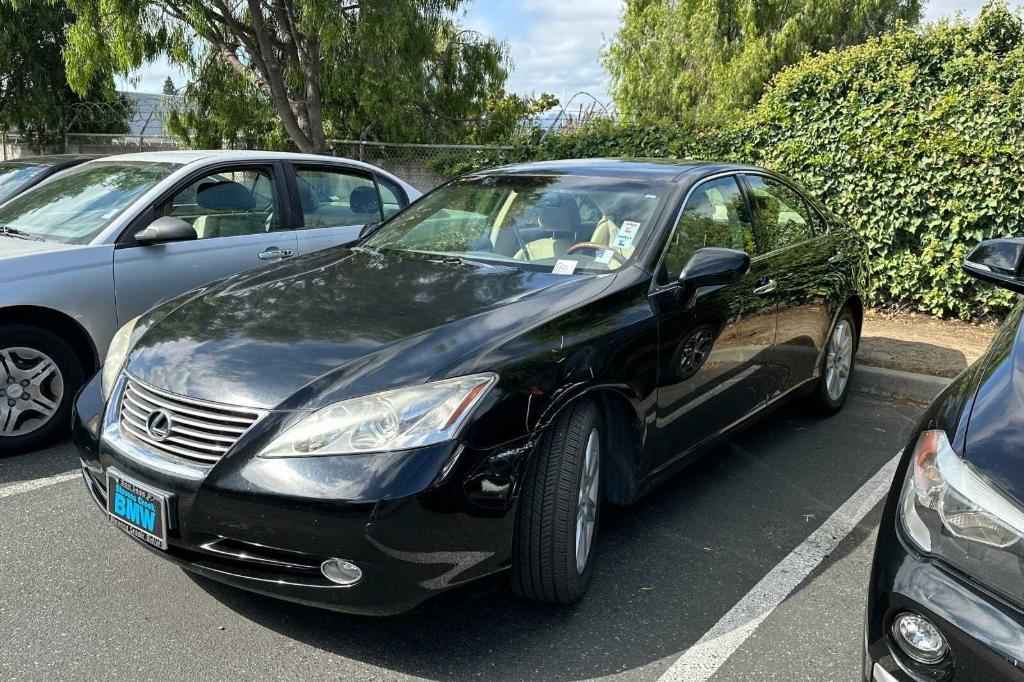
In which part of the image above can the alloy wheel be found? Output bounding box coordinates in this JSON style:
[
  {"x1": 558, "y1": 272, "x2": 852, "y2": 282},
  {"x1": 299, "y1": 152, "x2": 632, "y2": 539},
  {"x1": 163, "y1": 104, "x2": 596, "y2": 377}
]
[
  {"x1": 825, "y1": 320, "x2": 854, "y2": 401},
  {"x1": 0, "y1": 347, "x2": 64, "y2": 437},
  {"x1": 575, "y1": 427, "x2": 600, "y2": 574},
  {"x1": 680, "y1": 328, "x2": 714, "y2": 376}
]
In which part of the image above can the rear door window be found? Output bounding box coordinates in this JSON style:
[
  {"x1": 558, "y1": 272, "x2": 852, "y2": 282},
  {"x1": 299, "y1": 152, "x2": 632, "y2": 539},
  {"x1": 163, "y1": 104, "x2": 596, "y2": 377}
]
[
  {"x1": 295, "y1": 167, "x2": 382, "y2": 228},
  {"x1": 742, "y1": 175, "x2": 818, "y2": 251}
]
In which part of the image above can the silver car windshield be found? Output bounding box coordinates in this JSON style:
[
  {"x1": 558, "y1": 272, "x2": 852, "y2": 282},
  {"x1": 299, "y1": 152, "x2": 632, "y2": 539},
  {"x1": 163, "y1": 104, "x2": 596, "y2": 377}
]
[
  {"x1": 365, "y1": 174, "x2": 669, "y2": 274},
  {"x1": 0, "y1": 162, "x2": 49, "y2": 203},
  {"x1": 0, "y1": 161, "x2": 180, "y2": 244}
]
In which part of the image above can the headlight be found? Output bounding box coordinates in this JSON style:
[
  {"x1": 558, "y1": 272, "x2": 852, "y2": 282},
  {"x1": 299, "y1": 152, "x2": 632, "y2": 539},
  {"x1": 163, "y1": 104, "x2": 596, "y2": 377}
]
[
  {"x1": 899, "y1": 429, "x2": 1024, "y2": 605},
  {"x1": 100, "y1": 317, "x2": 140, "y2": 401},
  {"x1": 259, "y1": 373, "x2": 497, "y2": 457}
]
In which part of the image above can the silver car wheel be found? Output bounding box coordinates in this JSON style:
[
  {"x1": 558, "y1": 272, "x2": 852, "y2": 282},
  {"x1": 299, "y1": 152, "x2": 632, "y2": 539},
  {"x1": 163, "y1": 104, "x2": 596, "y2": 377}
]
[
  {"x1": 575, "y1": 428, "x2": 600, "y2": 575},
  {"x1": 825, "y1": 320, "x2": 854, "y2": 401},
  {"x1": 0, "y1": 347, "x2": 64, "y2": 437}
]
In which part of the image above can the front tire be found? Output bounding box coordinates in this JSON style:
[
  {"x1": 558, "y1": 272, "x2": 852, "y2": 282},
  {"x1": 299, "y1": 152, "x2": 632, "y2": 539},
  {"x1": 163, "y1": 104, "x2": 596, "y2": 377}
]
[
  {"x1": 511, "y1": 399, "x2": 602, "y2": 605},
  {"x1": 812, "y1": 309, "x2": 857, "y2": 415},
  {"x1": 0, "y1": 325, "x2": 84, "y2": 454}
]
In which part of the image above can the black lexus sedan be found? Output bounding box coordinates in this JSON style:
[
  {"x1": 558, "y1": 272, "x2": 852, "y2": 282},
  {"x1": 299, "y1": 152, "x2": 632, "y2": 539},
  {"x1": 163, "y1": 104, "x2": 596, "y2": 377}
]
[
  {"x1": 865, "y1": 238, "x2": 1024, "y2": 681},
  {"x1": 73, "y1": 159, "x2": 866, "y2": 614},
  {"x1": 0, "y1": 154, "x2": 95, "y2": 204}
]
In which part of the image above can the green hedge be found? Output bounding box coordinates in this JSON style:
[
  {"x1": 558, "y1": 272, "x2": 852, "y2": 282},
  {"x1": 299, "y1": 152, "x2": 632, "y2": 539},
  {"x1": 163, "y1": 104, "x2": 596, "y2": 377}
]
[{"x1": 439, "y1": 3, "x2": 1024, "y2": 320}]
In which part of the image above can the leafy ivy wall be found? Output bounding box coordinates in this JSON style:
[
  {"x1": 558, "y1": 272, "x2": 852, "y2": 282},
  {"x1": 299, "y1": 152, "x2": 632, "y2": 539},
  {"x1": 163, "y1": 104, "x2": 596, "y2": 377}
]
[{"x1": 438, "y1": 3, "x2": 1024, "y2": 320}]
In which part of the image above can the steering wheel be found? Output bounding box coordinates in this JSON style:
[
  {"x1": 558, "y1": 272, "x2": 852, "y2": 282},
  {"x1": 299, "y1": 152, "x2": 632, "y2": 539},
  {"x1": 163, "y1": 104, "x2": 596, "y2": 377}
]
[{"x1": 565, "y1": 242, "x2": 629, "y2": 265}]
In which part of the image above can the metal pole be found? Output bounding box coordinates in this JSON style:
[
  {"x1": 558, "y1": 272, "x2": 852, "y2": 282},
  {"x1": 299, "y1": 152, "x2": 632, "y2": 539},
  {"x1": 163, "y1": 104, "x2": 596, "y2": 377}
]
[{"x1": 1, "y1": 130, "x2": 6, "y2": 161}]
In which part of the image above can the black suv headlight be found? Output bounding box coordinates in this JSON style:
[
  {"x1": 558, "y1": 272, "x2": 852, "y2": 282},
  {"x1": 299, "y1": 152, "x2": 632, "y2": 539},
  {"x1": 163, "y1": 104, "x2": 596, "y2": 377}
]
[{"x1": 899, "y1": 429, "x2": 1024, "y2": 606}]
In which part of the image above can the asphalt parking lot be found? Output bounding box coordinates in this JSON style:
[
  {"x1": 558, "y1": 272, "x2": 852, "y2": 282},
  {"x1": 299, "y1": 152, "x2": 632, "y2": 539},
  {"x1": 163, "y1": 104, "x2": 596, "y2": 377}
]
[{"x1": 1, "y1": 391, "x2": 923, "y2": 681}]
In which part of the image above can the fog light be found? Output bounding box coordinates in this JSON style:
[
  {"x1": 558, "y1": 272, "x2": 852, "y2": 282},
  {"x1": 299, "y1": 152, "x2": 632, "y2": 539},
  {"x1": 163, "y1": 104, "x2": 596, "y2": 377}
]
[
  {"x1": 892, "y1": 612, "x2": 948, "y2": 664},
  {"x1": 320, "y1": 558, "x2": 362, "y2": 586}
]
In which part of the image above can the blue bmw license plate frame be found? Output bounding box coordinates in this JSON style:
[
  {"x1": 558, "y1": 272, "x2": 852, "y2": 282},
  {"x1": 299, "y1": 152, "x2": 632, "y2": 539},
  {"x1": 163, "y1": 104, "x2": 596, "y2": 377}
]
[{"x1": 105, "y1": 470, "x2": 169, "y2": 550}]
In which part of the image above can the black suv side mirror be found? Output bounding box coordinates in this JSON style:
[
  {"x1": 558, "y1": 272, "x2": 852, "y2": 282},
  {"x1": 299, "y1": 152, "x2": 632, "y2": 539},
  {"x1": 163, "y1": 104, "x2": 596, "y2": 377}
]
[
  {"x1": 679, "y1": 247, "x2": 751, "y2": 289},
  {"x1": 964, "y1": 238, "x2": 1024, "y2": 294},
  {"x1": 136, "y1": 216, "x2": 198, "y2": 246}
]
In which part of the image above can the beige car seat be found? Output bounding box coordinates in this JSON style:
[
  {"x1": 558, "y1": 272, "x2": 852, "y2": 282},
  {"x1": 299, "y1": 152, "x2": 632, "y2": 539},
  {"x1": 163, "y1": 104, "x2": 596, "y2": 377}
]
[
  {"x1": 513, "y1": 194, "x2": 587, "y2": 260},
  {"x1": 590, "y1": 215, "x2": 636, "y2": 260},
  {"x1": 192, "y1": 181, "x2": 266, "y2": 239}
]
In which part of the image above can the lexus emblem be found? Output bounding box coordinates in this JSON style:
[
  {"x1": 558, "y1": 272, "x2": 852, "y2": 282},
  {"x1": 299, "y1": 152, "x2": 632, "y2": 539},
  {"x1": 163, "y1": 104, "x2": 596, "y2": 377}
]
[{"x1": 145, "y1": 409, "x2": 174, "y2": 442}]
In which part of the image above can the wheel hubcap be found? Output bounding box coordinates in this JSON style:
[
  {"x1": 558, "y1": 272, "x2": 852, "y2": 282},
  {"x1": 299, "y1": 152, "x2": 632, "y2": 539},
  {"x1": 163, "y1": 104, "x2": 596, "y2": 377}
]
[
  {"x1": 575, "y1": 428, "x2": 600, "y2": 575},
  {"x1": 825, "y1": 320, "x2": 854, "y2": 401},
  {"x1": 0, "y1": 347, "x2": 63, "y2": 437}
]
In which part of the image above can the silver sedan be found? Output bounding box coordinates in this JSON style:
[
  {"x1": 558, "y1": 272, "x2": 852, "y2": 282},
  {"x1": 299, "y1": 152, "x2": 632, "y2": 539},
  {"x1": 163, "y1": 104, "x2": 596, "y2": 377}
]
[{"x1": 0, "y1": 150, "x2": 419, "y2": 453}]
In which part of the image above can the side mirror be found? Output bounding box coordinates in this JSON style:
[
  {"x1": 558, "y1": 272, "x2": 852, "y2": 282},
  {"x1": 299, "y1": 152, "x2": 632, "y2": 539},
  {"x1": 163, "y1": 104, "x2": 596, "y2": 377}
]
[
  {"x1": 679, "y1": 247, "x2": 750, "y2": 289},
  {"x1": 964, "y1": 238, "x2": 1024, "y2": 294},
  {"x1": 135, "y1": 216, "x2": 198, "y2": 246},
  {"x1": 358, "y1": 222, "x2": 381, "y2": 240}
]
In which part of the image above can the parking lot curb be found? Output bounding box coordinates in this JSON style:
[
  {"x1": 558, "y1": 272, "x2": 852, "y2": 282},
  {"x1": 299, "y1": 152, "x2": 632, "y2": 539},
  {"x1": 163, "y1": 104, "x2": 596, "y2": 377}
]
[{"x1": 852, "y1": 364, "x2": 952, "y2": 404}]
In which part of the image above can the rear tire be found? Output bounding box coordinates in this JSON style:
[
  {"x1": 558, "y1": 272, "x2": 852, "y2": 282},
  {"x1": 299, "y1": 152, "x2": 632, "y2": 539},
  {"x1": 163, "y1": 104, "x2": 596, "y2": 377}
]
[
  {"x1": 511, "y1": 399, "x2": 602, "y2": 605},
  {"x1": 812, "y1": 309, "x2": 857, "y2": 415},
  {"x1": 0, "y1": 325, "x2": 84, "y2": 455}
]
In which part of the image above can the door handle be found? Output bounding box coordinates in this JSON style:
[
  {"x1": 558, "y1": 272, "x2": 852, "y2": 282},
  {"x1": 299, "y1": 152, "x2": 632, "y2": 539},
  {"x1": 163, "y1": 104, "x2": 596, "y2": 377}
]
[
  {"x1": 828, "y1": 253, "x2": 843, "y2": 264},
  {"x1": 258, "y1": 248, "x2": 295, "y2": 261},
  {"x1": 752, "y1": 279, "x2": 777, "y2": 296}
]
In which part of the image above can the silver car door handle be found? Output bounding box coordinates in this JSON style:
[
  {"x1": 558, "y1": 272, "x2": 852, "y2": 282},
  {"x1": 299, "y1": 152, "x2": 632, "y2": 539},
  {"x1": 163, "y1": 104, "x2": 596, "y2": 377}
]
[
  {"x1": 753, "y1": 279, "x2": 777, "y2": 296},
  {"x1": 258, "y1": 248, "x2": 295, "y2": 261}
]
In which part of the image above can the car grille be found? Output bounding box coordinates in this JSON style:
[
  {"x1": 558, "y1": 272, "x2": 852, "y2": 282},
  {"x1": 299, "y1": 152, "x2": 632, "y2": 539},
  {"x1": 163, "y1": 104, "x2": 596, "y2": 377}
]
[{"x1": 119, "y1": 377, "x2": 264, "y2": 465}]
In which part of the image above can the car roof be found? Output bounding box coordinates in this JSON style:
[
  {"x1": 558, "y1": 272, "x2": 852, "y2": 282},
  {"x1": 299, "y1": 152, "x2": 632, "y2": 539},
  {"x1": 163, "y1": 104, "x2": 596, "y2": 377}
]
[
  {"x1": 476, "y1": 158, "x2": 767, "y2": 183},
  {"x1": 1, "y1": 154, "x2": 99, "y2": 167},
  {"x1": 93, "y1": 149, "x2": 382, "y2": 169}
]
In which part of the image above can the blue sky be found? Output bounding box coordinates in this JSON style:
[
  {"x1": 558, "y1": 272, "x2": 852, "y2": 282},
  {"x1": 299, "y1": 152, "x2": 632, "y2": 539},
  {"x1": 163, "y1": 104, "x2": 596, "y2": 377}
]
[{"x1": 118, "y1": 0, "x2": 1022, "y2": 105}]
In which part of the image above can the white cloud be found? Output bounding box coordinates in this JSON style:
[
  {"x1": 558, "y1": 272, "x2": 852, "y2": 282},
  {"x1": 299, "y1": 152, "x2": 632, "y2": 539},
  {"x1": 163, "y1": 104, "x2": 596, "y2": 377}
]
[
  {"x1": 924, "y1": 0, "x2": 1023, "y2": 22},
  {"x1": 482, "y1": 0, "x2": 621, "y2": 105}
]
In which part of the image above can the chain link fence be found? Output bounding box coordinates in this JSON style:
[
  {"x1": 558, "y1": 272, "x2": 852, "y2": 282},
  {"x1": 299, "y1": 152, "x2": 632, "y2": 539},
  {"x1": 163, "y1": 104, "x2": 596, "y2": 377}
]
[
  {"x1": 2, "y1": 132, "x2": 513, "y2": 191},
  {"x1": 326, "y1": 140, "x2": 512, "y2": 191}
]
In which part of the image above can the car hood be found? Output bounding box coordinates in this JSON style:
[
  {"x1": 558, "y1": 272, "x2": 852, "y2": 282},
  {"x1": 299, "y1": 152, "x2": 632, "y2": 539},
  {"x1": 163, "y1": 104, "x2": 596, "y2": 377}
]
[
  {"x1": 0, "y1": 238, "x2": 107, "y2": 285},
  {"x1": 0, "y1": 236, "x2": 83, "y2": 258},
  {"x1": 126, "y1": 247, "x2": 617, "y2": 410},
  {"x1": 961, "y1": 302, "x2": 1024, "y2": 501}
]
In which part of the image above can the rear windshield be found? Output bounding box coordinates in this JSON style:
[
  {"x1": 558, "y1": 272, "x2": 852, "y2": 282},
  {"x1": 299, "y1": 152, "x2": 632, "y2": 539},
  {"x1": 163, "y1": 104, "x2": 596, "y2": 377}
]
[{"x1": 0, "y1": 161, "x2": 180, "y2": 244}]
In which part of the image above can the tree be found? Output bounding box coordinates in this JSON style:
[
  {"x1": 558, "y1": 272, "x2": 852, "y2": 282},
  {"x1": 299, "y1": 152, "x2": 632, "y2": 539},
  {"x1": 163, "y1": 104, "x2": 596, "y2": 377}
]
[
  {"x1": 161, "y1": 76, "x2": 176, "y2": 95},
  {"x1": 604, "y1": 0, "x2": 922, "y2": 123},
  {"x1": 0, "y1": 0, "x2": 127, "y2": 142},
  {"x1": 64, "y1": 0, "x2": 537, "y2": 152}
]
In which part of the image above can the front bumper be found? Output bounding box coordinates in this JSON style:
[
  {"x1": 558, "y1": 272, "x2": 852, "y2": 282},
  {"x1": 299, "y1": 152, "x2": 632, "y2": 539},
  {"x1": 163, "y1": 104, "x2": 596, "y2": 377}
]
[
  {"x1": 73, "y1": 374, "x2": 528, "y2": 615},
  {"x1": 864, "y1": 502, "x2": 1024, "y2": 680}
]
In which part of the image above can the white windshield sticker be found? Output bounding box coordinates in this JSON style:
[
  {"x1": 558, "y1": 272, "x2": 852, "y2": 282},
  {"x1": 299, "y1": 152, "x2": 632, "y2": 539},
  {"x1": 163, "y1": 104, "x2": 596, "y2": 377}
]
[
  {"x1": 595, "y1": 249, "x2": 615, "y2": 264},
  {"x1": 552, "y1": 259, "x2": 578, "y2": 275},
  {"x1": 614, "y1": 221, "x2": 641, "y2": 248}
]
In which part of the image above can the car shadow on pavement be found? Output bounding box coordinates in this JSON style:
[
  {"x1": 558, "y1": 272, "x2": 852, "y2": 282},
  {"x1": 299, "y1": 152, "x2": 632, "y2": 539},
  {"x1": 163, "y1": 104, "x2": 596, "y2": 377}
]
[
  {"x1": 189, "y1": 395, "x2": 921, "y2": 680},
  {"x1": 0, "y1": 439, "x2": 81, "y2": 485}
]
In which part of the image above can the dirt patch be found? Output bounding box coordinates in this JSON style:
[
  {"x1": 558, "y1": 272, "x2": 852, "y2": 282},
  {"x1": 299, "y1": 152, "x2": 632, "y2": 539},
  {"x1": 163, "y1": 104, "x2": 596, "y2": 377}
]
[{"x1": 858, "y1": 310, "x2": 999, "y2": 378}]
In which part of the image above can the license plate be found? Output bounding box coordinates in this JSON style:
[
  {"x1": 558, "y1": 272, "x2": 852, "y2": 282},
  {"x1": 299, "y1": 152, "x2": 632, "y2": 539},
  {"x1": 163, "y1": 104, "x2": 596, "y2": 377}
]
[{"x1": 106, "y1": 470, "x2": 169, "y2": 550}]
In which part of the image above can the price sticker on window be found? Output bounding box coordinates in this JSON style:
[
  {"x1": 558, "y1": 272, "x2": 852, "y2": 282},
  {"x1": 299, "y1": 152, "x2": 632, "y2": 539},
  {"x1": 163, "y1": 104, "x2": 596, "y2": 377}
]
[
  {"x1": 613, "y1": 221, "x2": 641, "y2": 248},
  {"x1": 552, "y1": 259, "x2": 578, "y2": 275}
]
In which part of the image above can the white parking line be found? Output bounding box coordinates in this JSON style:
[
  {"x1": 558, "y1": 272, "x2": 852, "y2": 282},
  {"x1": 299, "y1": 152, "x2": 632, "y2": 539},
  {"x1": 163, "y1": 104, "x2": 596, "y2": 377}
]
[
  {"x1": 0, "y1": 470, "x2": 79, "y2": 499},
  {"x1": 657, "y1": 452, "x2": 902, "y2": 682}
]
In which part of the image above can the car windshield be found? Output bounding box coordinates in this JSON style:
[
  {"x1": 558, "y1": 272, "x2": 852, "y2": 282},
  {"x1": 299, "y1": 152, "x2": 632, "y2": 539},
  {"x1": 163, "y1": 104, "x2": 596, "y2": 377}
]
[
  {"x1": 365, "y1": 174, "x2": 670, "y2": 273},
  {"x1": 0, "y1": 162, "x2": 50, "y2": 203},
  {"x1": 0, "y1": 161, "x2": 180, "y2": 244}
]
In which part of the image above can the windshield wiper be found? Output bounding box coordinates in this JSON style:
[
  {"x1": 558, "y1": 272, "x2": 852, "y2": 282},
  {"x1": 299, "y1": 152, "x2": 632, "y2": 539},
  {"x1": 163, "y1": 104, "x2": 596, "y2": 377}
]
[
  {"x1": 438, "y1": 255, "x2": 517, "y2": 271},
  {"x1": 0, "y1": 226, "x2": 44, "y2": 241}
]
